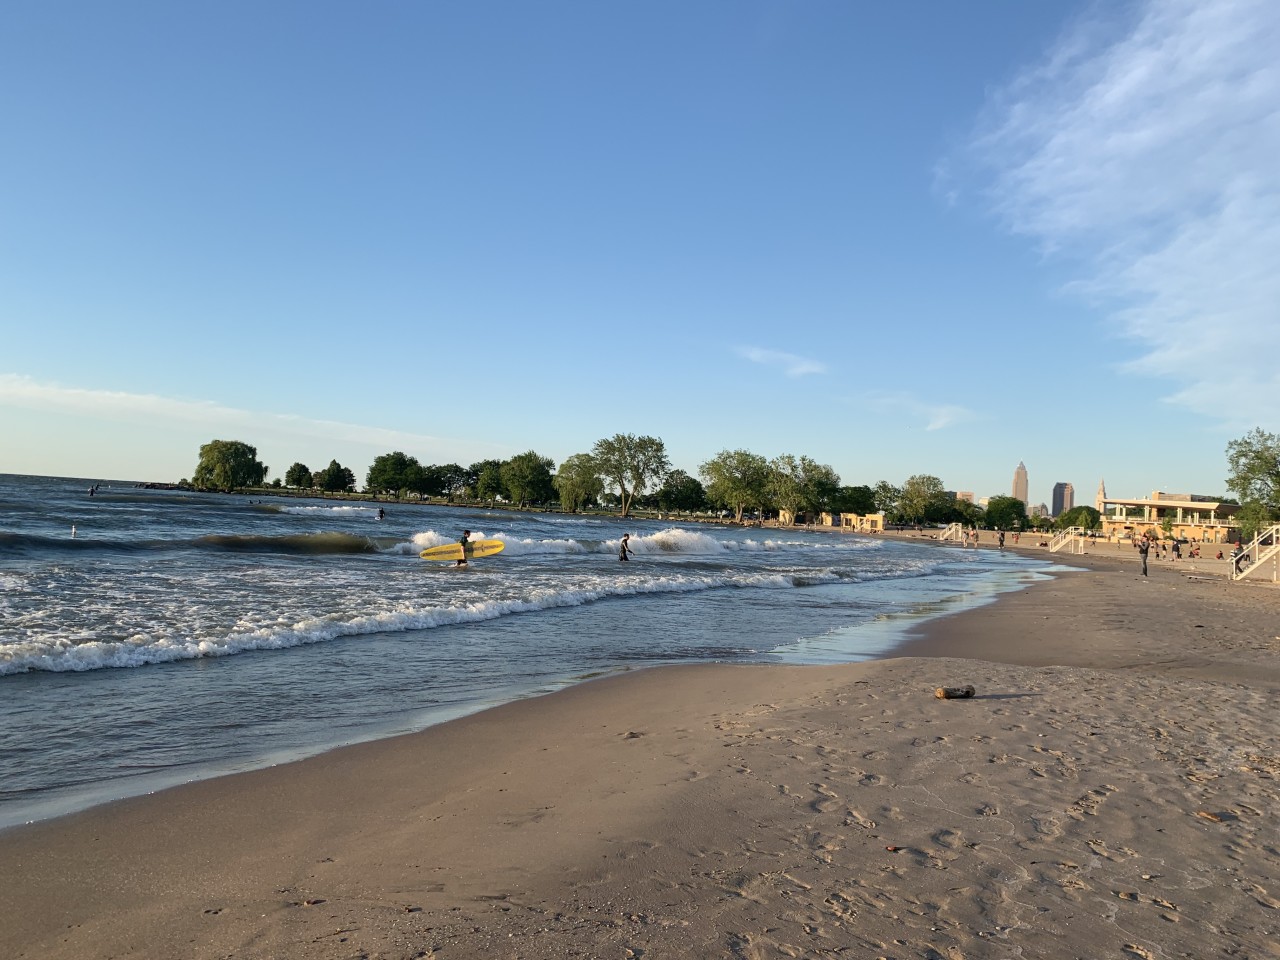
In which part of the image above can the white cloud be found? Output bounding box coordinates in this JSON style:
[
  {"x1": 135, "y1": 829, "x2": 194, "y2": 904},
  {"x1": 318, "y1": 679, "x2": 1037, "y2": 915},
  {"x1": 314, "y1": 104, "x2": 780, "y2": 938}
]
[
  {"x1": 735, "y1": 346, "x2": 827, "y2": 377},
  {"x1": 0, "y1": 374, "x2": 492, "y2": 456},
  {"x1": 864, "y1": 390, "x2": 977, "y2": 432},
  {"x1": 967, "y1": 0, "x2": 1280, "y2": 426}
]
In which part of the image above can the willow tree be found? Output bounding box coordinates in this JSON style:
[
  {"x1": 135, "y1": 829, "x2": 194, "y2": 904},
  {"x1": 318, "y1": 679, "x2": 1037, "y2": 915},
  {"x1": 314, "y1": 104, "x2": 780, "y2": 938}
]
[
  {"x1": 553, "y1": 453, "x2": 603, "y2": 513},
  {"x1": 591, "y1": 433, "x2": 670, "y2": 518},
  {"x1": 193, "y1": 440, "x2": 268, "y2": 492}
]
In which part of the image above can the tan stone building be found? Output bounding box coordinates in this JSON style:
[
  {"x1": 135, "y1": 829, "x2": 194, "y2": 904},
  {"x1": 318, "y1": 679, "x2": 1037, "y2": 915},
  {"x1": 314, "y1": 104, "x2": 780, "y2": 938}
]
[
  {"x1": 816, "y1": 512, "x2": 885, "y2": 533},
  {"x1": 1096, "y1": 483, "x2": 1240, "y2": 542}
]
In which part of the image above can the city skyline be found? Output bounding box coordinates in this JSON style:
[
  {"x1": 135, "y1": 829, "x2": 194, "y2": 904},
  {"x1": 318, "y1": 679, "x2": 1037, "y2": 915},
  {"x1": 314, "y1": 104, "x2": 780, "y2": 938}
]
[{"x1": 2, "y1": 2, "x2": 1277, "y2": 499}]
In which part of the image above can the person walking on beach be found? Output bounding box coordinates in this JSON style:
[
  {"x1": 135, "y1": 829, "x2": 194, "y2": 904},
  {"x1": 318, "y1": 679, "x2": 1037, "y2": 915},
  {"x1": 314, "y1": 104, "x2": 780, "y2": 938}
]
[
  {"x1": 998, "y1": 530, "x2": 1005, "y2": 550},
  {"x1": 1137, "y1": 535, "x2": 1151, "y2": 577},
  {"x1": 619, "y1": 533, "x2": 633, "y2": 561},
  {"x1": 1232, "y1": 543, "x2": 1248, "y2": 574},
  {"x1": 457, "y1": 530, "x2": 471, "y2": 567}
]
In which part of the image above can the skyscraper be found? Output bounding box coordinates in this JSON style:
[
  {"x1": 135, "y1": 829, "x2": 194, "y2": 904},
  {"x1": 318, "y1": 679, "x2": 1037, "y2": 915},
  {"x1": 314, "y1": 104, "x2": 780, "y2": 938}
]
[
  {"x1": 1052, "y1": 482, "x2": 1075, "y2": 517},
  {"x1": 1012, "y1": 461, "x2": 1028, "y2": 504}
]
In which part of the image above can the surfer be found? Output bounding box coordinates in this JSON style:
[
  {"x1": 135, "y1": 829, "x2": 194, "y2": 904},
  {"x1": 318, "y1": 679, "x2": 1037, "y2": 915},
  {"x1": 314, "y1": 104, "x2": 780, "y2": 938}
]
[
  {"x1": 457, "y1": 530, "x2": 471, "y2": 566},
  {"x1": 377, "y1": 507, "x2": 385, "y2": 521},
  {"x1": 619, "y1": 533, "x2": 632, "y2": 561}
]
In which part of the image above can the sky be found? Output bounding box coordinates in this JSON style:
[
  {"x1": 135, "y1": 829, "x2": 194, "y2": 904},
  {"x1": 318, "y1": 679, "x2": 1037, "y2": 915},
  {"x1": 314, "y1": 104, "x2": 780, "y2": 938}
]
[{"x1": 2, "y1": 0, "x2": 1277, "y2": 506}]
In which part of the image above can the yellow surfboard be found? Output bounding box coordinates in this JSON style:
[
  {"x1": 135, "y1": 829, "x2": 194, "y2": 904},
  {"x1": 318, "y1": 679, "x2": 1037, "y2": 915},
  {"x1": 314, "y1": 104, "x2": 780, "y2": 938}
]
[{"x1": 419, "y1": 538, "x2": 506, "y2": 562}]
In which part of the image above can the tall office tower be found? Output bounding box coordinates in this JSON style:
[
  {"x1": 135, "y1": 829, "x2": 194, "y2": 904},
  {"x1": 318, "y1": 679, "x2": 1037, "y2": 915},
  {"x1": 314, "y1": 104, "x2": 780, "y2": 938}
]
[
  {"x1": 1052, "y1": 482, "x2": 1075, "y2": 517},
  {"x1": 1096, "y1": 479, "x2": 1107, "y2": 513},
  {"x1": 1012, "y1": 461, "x2": 1028, "y2": 504}
]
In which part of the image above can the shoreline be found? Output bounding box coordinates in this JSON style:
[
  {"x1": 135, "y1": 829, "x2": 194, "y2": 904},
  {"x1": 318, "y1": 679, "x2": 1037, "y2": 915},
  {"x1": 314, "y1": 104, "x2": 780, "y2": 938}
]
[{"x1": 3, "y1": 546, "x2": 1280, "y2": 957}]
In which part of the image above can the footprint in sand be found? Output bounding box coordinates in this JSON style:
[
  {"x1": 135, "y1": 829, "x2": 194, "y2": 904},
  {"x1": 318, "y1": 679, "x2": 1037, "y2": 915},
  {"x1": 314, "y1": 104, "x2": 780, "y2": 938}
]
[
  {"x1": 843, "y1": 809, "x2": 877, "y2": 829},
  {"x1": 1122, "y1": 944, "x2": 1156, "y2": 959},
  {"x1": 810, "y1": 783, "x2": 841, "y2": 813},
  {"x1": 1246, "y1": 883, "x2": 1280, "y2": 909},
  {"x1": 1068, "y1": 784, "x2": 1118, "y2": 819}
]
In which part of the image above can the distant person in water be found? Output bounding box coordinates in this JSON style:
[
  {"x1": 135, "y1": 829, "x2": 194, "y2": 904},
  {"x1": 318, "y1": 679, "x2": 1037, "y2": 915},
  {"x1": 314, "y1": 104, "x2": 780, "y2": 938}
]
[
  {"x1": 619, "y1": 533, "x2": 633, "y2": 561},
  {"x1": 377, "y1": 507, "x2": 385, "y2": 521},
  {"x1": 457, "y1": 530, "x2": 471, "y2": 566}
]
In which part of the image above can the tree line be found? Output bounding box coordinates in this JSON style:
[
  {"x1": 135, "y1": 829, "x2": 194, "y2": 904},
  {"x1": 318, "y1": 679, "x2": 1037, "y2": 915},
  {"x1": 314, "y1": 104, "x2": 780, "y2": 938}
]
[{"x1": 187, "y1": 427, "x2": 1280, "y2": 534}]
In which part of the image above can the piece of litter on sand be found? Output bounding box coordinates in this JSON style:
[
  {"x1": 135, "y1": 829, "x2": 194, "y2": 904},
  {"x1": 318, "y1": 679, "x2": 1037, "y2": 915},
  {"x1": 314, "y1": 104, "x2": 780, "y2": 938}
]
[{"x1": 935, "y1": 685, "x2": 976, "y2": 700}]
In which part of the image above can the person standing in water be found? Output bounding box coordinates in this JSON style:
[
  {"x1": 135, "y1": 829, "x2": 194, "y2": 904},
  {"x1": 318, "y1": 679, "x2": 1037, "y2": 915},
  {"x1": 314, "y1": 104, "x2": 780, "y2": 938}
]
[
  {"x1": 619, "y1": 533, "x2": 633, "y2": 561},
  {"x1": 457, "y1": 530, "x2": 471, "y2": 567}
]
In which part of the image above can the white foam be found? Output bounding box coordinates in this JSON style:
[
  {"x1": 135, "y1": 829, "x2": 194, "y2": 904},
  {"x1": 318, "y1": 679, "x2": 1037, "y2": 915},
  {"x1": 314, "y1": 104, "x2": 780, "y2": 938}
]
[
  {"x1": 0, "y1": 565, "x2": 839, "y2": 675},
  {"x1": 278, "y1": 505, "x2": 379, "y2": 516}
]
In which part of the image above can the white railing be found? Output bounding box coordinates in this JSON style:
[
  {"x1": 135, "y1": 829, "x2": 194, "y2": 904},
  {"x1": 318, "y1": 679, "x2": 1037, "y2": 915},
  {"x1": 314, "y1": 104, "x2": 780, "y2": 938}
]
[
  {"x1": 1230, "y1": 524, "x2": 1280, "y2": 582},
  {"x1": 1049, "y1": 526, "x2": 1086, "y2": 554},
  {"x1": 938, "y1": 522, "x2": 965, "y2": 543}
]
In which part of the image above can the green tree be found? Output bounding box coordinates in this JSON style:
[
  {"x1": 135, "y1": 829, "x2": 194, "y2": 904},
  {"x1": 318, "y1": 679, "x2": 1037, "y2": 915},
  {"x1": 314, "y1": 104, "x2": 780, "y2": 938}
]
[
  {"x1": 985, "y1": 495, "x2": 1028, "y2": 532},
  {"x1": 699, "y1": 449, "x2": 770, "y2": 522},
  {"x1": 437, "y1": 463, "x2": 472, "y2": 499},
  {"x1": 284, "y1": 462, "x2": 313, "y2": 489},
  {"x1": 1235, "y1": 500, "x2": 1275, "y2": 540},
  {"x1": 473, "y1": 460, "x2": 505, "y2": 505},
  {"x1": 898, "y1": 475, "x2": 947, "y2": 525},
  {"x1": 500, "y1": 451, "x2": 556, "y2": 508},
  {"x1": 553, "y1": 453, "x2": 603, "y2": 513},
  {"x1": 417, "y1": 464, "x2": 451, "y2": 498},
  {"x1": 766, "y1": 455, "x2": 841, "y2": 522},
  {"x1": 192, "y1": 440, "x2": 268, "y2": 492},
  {"x1": 591, "y1": 434, "x2": 671, "y2": 518},
  {"x1": 953, "y1": 498, "x2": 986, "y2": 526},
  {"x1": 366, "y1": 451, "x2": 421, "y2": 494},
  {"x1": 799, "y1": 458, "x2": 841, "y2": 516},
  {"x1": 830, "y1": 485, "x2": 877, "y2": 515},
  {"x1": 872, "y1": 481, "x2": 902, "y2": 517},
  {"x1": 765, "y1": 455, "x2": 803, "y2": 521},
  {"x1": 1226, "y1": 428, "x2": 1280, "y2": 521},
  {"x1": 316, "y1": 459, "x2": 356, "y2": 492},
  {"x1": 1055, "y1": 506, "x2": 1101, "y2": 531},
  {"x1": 654, "y1": 470, "x2": 707, "y2": 512}
]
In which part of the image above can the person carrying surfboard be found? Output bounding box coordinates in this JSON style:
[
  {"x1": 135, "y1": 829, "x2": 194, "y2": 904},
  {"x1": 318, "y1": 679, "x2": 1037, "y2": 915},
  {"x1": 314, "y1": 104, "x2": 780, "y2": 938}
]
[
  {"x1": 457, "y1": 530, "x2": 471, "y2": 566},
  {"x1": 619, "y1": 533, "x2": 633, "y2": 561}
]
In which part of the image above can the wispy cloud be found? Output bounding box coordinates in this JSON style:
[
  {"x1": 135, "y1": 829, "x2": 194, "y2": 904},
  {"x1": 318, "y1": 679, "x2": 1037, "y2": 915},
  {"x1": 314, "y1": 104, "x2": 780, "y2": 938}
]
[
  {"x1": 735, "y1": 346, "x2": 827, "y2": 377},
  {"x1": 864, "y1": 390, "x2": 977, "y2": 432},
  {"x1": 964, "y1": 0, "x2": 1280, "y2": 426},
  {"x1": 0, "y1": 374, "x2": 496, "y2": 455}
]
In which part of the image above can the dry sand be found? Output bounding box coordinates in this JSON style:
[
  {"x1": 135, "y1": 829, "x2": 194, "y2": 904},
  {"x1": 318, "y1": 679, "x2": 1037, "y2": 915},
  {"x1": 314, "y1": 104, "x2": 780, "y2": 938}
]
[{"x1": 3, "y1": 547, "x2": 1279, "y2": 959}]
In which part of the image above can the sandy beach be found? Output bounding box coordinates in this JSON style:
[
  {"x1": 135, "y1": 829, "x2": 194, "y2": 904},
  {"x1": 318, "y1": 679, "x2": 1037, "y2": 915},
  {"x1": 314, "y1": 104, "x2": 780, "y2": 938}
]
[{"x1": 3, "y1": 546, "x2": 1279, "y2": 959}]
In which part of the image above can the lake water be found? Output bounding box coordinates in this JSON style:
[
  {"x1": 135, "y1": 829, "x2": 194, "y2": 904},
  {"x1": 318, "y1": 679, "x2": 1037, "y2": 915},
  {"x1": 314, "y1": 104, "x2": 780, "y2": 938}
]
[{"x1": 0, "y1": 473, "x2": 1055, "y2": 829}]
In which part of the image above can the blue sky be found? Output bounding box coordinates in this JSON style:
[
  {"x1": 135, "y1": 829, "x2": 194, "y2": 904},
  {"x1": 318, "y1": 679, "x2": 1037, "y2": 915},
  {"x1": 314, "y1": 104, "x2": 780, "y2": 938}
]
[{"x1": 2, "y1": 0, "x2": 1277, "y2": 507}]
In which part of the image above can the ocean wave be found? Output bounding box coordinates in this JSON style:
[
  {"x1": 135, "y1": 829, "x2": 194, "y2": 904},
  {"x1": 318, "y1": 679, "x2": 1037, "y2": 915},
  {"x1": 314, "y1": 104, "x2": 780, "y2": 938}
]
[
  {"x1": 0, "y1": 567, "x2": 841, "y2": 676},
  {"x1": 277, "y1": 505, "x2": 381, "y2": 516},
  {"x1": 381, "y1": 526, "x2": 878, "y2": 558},
  {"x1": 197, "y1": 532, "x2": 387, "y2": 555},
  {"x1": 0, "y1": 530, "x2": 396, "y2": 556}
]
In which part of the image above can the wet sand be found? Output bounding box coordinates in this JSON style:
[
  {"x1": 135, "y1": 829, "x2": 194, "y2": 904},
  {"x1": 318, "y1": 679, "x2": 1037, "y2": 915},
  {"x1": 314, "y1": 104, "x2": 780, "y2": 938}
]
[{"x1": 2, "y1": 548, "x2": 1278, "y2": 959}]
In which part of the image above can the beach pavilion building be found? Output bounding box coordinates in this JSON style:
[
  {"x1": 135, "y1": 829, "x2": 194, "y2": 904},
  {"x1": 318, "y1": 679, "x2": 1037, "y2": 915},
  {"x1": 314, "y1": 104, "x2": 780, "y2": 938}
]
[{"x1": 1095, "y1": 483, "x2": 1240, "y2": 543}]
